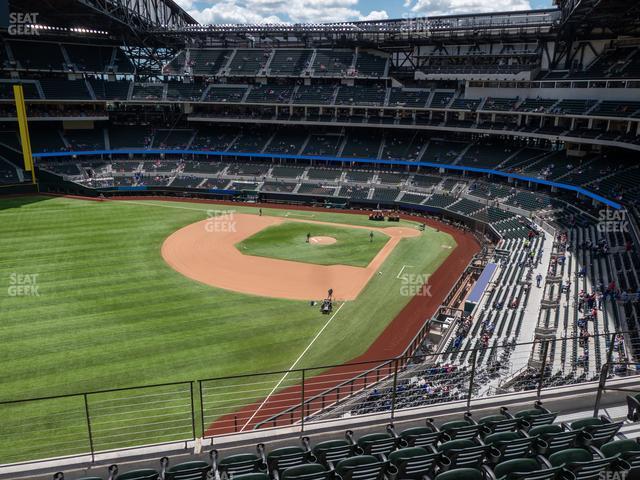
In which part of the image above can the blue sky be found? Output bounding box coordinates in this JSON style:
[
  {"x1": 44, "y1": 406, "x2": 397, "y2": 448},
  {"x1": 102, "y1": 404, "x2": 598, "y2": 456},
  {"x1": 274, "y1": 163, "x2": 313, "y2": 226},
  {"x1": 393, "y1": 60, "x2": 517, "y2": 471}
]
[{"x1": 177, "y1": 0, "x2": 555, "y2": 24}]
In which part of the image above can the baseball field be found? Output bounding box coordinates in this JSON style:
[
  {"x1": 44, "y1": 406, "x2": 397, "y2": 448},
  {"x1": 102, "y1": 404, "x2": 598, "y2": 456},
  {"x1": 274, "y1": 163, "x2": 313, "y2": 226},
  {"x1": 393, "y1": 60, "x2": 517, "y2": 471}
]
[{"x1": 0, "y1": 195, "x2": 473, "y2": 463}]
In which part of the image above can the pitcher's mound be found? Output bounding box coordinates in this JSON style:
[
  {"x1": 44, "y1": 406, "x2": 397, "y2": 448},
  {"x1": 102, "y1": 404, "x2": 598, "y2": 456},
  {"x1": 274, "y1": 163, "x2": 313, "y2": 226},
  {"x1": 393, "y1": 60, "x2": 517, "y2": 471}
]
[{"x1": 309, "y1": 236, "x2": 337, "y2": 245}]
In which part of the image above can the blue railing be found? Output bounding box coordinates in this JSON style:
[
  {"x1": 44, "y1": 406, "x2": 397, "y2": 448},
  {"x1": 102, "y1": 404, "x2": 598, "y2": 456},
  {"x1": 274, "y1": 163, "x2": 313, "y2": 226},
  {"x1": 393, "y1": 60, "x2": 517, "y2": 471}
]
[{"x1": 32, "y1": 149, "x2": 623, "y2": 209}]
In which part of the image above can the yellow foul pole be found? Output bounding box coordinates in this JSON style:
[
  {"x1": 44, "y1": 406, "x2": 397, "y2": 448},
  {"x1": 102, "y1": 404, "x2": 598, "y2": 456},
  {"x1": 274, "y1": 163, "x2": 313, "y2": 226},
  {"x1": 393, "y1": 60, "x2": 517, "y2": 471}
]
[{"x1": 13, "y1": 84, "x2": 37, "y2": 185}]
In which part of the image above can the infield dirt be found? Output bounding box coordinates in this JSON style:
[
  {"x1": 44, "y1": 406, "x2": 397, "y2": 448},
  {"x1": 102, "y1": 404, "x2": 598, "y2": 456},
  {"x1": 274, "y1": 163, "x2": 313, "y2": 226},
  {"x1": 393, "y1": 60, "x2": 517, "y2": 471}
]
[{"x1": 161, "y1": 213, "x2": 420, "y2": 301}]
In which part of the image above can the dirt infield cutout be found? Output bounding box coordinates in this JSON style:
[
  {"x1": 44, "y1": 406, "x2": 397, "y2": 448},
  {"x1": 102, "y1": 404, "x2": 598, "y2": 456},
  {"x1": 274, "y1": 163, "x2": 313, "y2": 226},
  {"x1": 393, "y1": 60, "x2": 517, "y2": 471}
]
[
  {"x1": 161, "y1": 213, "x2": 420, "y2": 301},
  {"x1": 309, "y1": 236, "x2": 337, "y2": 245}
]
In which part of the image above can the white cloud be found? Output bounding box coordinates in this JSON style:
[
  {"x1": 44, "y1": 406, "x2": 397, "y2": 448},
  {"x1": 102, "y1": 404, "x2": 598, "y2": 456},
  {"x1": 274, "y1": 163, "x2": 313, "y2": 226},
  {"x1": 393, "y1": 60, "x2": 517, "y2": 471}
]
[
  {"x1": 185, "y1": 0, "x2": 389, "y2": 24},
  {"x1": 174, "y1": 0, "x2": 195, "y2": 9},
  {"x1": 406, "y1": 0, "x2": 531, "y2": 16},
  {"x1": 359, "y1": 10, "x2": 389, "y2": 21},
  {"x1": 187, "y1": 2, "x2": 282, "y2": 24}
]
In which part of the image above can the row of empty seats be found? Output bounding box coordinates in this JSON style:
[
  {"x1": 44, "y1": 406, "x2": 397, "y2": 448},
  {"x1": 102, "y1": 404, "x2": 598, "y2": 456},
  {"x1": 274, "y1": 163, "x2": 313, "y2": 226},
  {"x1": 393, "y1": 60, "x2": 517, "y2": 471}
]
[{"x1": 51, "y1": 402, "x2": 640, "y2": 480}]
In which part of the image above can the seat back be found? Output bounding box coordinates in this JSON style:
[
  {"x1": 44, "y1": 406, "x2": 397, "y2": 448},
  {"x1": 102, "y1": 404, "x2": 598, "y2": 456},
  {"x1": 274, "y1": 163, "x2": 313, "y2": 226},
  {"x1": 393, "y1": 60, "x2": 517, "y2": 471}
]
[
  {"x1": 389, "y1": 447, "x2": 441, "y2": 480},
  {"x1": 581, "y1": 421, "x2": 622, "y2": 447},
  {"x1": 479, "y1": 415, "x2": 519, "y2": 435},
  {"x1": 217, "y1": 453, "x2": 264, "y2": 478},
  {"x1": 515, "y1": 409, "x2": 558, "y2": 430},
  {"x1": 485, "y1": 433, "x2": 535, "y2": 463},
  {"x1": 335, "y1": 455, "x2": 387, "y2": 480},
  {"x1": 166, "y1": 461, "x2": 211, "y2": 480},
  {"x1": 508, "y1": 468, "x2": 564, "y2": 480},
  {"x1": 439, "y1": 420, "x2": 480, "y2": 441},
  {"x1": 267, "y1": 447, "x2": 310, "y2": 474},
  {"x1": 399, "y1": 426, "x2": 440, "y2": 449},
  {"x1": 115, "y1": 470, "x2": 159, "y2": 480},
  {"x1": 524, "y1": 412, "x2": 558, "y2": 430},
  {"x1": 231, "y1": 474, "x2": 270, "y2": 480},
  {"x1": 434, "y1": 468, "x2": 484, "y2": 480},
  {"x1": 493, "y1": 458, "x2": 564, "y2": 480},
  {"x1": 281, "y1": 464, "x2": 330, "y2": 480},
  {"x1": 565, "y1": 456, "x2": 614, "y2": 480},
  {"x1": 549, "y1": 448, "x2": 612, "y2": 480},
  {"x1": 530, "y1": 426, "x2": 578, "y2": 455},
  {"x1": 313, "y1": 440, "x2": 355, "y2": 466},
  {"x1": 356, "y1": 433, "x2": 396, "y2": 456},
  {"x1": 600, "y1": 439, "x2": 640, "y2": 472},
  {"x1": 438, "y1": 440, "x2": 488, "y2": 469}
]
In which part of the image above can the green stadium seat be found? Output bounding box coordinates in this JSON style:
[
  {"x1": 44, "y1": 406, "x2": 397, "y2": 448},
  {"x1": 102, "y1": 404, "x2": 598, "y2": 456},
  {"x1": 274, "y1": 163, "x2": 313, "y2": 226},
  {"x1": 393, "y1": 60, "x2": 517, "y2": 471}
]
[
  {"x1": 438, "y1": 413, "x2": 481, "y2": 440},
  {"x1": 388, "y1": 446, "x2": 444, "y2": 479},
  {"x1": 512, "y1": 402, "x2": 557, "y2": 430},
  {"x1": 483, "y1": 431, "x2": 535, "y2": 463},
  {"x1": 161, "y1": 457, "x2": 212, "y2": 480},
  {"x1": 388, "y1": 420, "x2": 441, "y2": 448},
  {"x1": 491, "y1": 457, "x2": 564, "y2": 480},
  {"x1": 281, "y1": 463, "x2": 332, "y2": 480},
  {"x1": 548, "y1": 448, "x2": 615, "y2": 480},
  {"x1": 266, "y1": 446, "x2": 313, "y2": 476},
  {"x1": 112, "y1": 468, "x2": 159, "y2": 480},
  {"x1": 434, "y1": 467, "x2": 484, "y2": 480},
  {"x1": 477, "y1": 408, "x2": 519, "y2": 435},
  {"x1": 567, "y1": 416, "x2": 622, "y2": 447},
  {"x1": 529, "y1": 424, "x2": 579, "y2": 455},
  {"x1": 599, "y1": 438, "x2": 640, "y2": 473},
  {"x1": 436, "y1": 439, "x2": 489, "y2": 469},
  {"x1": 231, "y1": 473, "x2": 270, "y2": 480},
  {"x1": 347, "y1": 430, "x2": 397, "y2": 456},
  {"x1": 334, "y1": 455, "x2": 388, "y2": 480},
  {"x1": 213, "y1": 449, "x2": 266, "y2": 479},
  {"x1": 304, "y1": 437, "x2": 356, "y2": 466}
]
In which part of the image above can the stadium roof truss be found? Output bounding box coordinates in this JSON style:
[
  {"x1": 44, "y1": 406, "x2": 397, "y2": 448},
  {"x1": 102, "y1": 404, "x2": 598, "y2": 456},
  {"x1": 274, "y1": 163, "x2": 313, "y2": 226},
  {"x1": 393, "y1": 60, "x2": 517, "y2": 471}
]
[
  {"x1": 556, "y1": 0, "x2": 640, "y2": 36},
  {"x1": 11, "y1": 0, "x2": 198, "y2": 35},
  {"x1": 150, "y1": 9, "x2": 561, "y2": 48},
  {"x1": 85, "y1": 0, "x2": 198, "y2": 30}
]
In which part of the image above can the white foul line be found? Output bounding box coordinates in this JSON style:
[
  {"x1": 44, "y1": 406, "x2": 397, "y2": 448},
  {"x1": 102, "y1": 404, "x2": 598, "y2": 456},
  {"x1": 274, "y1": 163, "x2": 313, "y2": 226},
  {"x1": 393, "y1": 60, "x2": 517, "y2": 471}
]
[
  {"x1": 111, "y1": 199, "x2": 216, "y2": 213},
  {"x1": 240, "y1": 302, "x2": 345, "y2": 431},
  {"x1": 396, "y1": 265, "x2": 415, "y2": 279}
]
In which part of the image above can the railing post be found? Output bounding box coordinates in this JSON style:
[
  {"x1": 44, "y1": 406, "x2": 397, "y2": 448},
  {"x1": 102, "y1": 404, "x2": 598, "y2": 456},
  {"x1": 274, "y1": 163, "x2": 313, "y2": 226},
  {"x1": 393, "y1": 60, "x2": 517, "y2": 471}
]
[
  {"x1": 390, "y1": 359, "x2": 399, "y2": 421},
  {"x1": 593, "y1": 332, "x2": 619, "y2": 417},
  {"x1": 606, "y1": 332, "x2": 617, "y2": 366},
  {"x1": 190, "y1": 382, "x2": 196, "y2": 440},
  {"x1": 83, "y1": 393, "x2": 95, "y2": 464},
  {"x1": 537, "y1": 340, "x2": 550, "y2": 399},
  {"x1": 593, "y1": 362, "x2": 611, "y2": 418},
  {"x1": 300, "y1": 369, "x2": 306, "y2": 432},
  {"x1": 467, "y1": 349, "x2": 478, "y2": 411},
  {"x1": 198, "y1": 380, "x2": 206, "y2": 437}
]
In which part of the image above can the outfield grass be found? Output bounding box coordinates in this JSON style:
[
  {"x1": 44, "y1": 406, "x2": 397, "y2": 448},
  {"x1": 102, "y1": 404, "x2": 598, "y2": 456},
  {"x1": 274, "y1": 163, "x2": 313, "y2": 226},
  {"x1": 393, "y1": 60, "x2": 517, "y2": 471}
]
[
  {"x1": 0, "y1": 196, "x2": 456, "y2": 463},
  {"x1": 236, "y1": 221, "x2": 389, "y2": 267}
]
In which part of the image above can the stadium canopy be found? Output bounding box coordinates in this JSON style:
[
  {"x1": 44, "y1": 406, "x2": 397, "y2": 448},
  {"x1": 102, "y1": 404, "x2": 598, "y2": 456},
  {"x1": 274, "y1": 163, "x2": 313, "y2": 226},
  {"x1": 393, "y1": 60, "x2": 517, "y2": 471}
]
[{"x1": 9, "y1": 0, "x2": 198, "y2": 35}]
